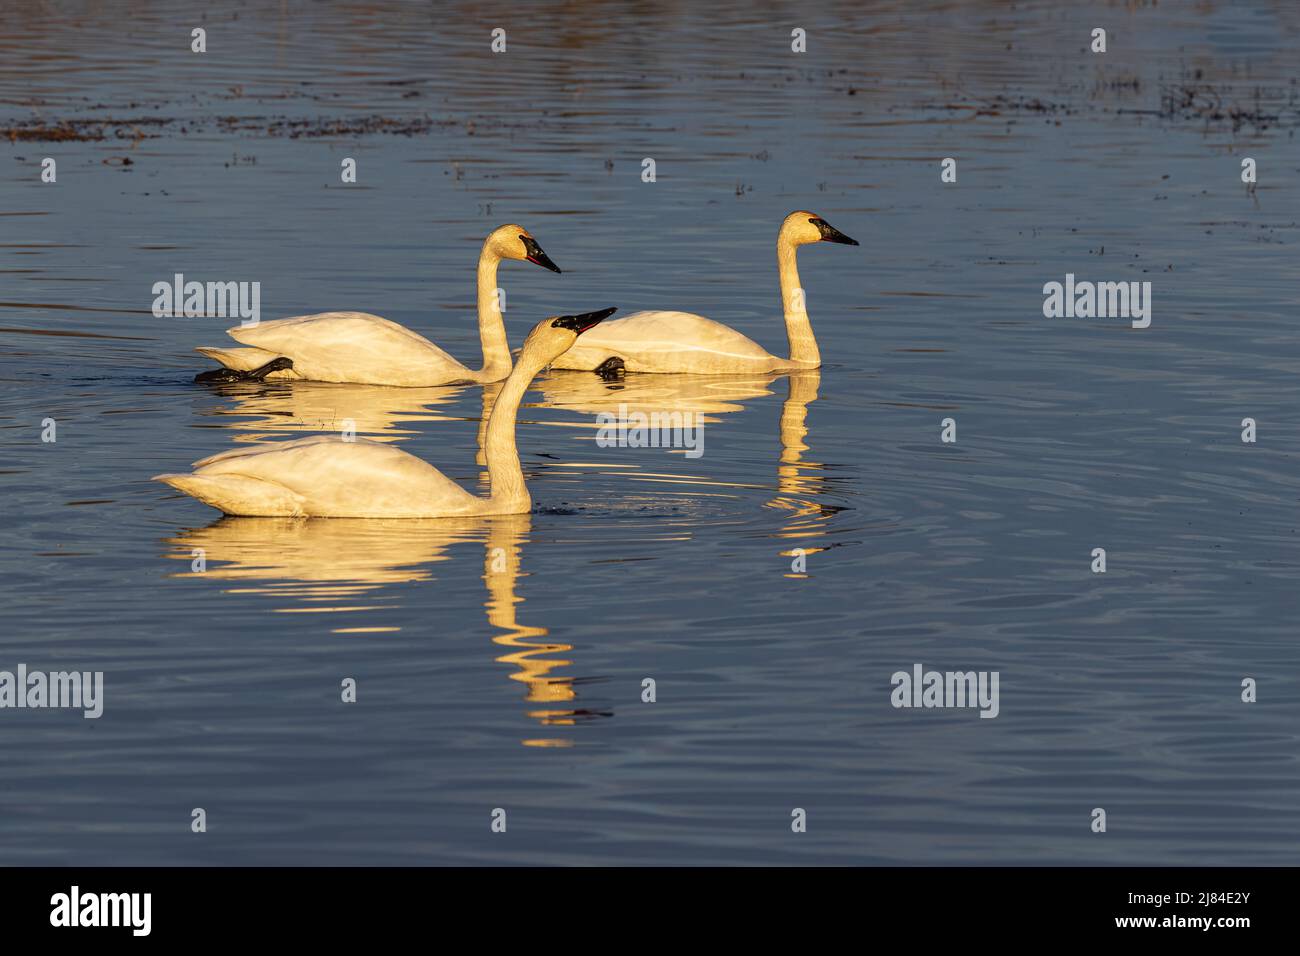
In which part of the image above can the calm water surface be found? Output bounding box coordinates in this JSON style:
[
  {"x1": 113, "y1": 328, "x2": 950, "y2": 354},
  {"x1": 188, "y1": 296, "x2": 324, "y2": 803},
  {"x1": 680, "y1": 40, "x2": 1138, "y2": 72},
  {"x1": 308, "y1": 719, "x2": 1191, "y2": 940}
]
[{"x1": 1, "y1": 0, "x2": 1298, "y2": 864}]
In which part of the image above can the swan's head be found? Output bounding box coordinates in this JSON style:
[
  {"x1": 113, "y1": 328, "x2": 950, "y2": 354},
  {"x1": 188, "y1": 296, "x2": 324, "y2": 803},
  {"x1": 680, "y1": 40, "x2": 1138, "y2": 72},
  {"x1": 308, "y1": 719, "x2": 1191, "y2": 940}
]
[
  {"x1": 782, "y1": 210, "x2": 859, "y2": 247},
  {"x1": 487, "y1": 224, "x2": 562, "y2": 273},
  {"x1": 520, "y1": 307, "x2": 617, "y2": 364}
]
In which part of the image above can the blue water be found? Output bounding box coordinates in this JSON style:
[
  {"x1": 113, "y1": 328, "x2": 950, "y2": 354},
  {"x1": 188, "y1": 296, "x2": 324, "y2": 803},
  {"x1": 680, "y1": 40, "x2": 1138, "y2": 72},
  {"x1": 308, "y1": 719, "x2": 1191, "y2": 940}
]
[{"x1": 1, "y1": 0, "x2": 1298, "y2": 864}]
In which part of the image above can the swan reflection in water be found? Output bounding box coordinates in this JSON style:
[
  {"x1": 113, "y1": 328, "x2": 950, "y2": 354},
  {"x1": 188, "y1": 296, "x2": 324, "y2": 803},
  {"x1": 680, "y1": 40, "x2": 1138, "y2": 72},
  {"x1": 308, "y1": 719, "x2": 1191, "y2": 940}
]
[
  {"x1": 764, "y1": 370, "x2": 837, "y2": 574},
  {"x1": 535, "y1": 367, "x2": 836, "y2": 566},
  {"x1": 163, "y1": 513, "x2": 597, "y2": 746},
  {"x1": 165, "y1": 365, "x2": 835, "y2": 729},
  {"x1": 531, "y1": 367, "x2": 778, "y2": 498},
  {"x1": 192, "y1": 378, "x2": 474, "y2": 444},
  {"x1": 535, "y1": 369, "x2": 781, "y2": 418},
  {"x1": 196, "y1": 369, "x2": 832, "y2": 538}
]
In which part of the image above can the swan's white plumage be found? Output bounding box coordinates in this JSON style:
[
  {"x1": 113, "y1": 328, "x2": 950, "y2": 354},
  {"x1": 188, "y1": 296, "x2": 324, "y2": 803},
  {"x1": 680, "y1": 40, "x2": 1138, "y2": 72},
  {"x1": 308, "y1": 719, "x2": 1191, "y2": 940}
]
[
  {"x1": 157, "y1": 435, "x2": 477, "y2": 518},
  {"x1": 228, "y1": 312, "x2": 467, "y2": 386},
  {"x1": 158, "y1": 311, "x2": 614, "y2": 518},
  {"x1": 548, "y1": 210, "x2": 856, "y2": 375},
  {"x1": 549, "y1": 311, "x2": 777, "y2": 373},
  {"x1": 194, "y1": 225, "x2": 557, "y2": 387}
]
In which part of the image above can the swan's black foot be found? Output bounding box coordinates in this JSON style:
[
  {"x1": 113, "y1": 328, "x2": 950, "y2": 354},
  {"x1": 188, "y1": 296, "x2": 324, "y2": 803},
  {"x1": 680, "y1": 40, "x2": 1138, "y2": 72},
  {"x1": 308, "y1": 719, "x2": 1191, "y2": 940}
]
[
  {"x1": 195, "y1": 356, "x2": 293, "y2": 385},
  {"x1": 594, "y1": 356, "x2": 625, "y2": 381}
]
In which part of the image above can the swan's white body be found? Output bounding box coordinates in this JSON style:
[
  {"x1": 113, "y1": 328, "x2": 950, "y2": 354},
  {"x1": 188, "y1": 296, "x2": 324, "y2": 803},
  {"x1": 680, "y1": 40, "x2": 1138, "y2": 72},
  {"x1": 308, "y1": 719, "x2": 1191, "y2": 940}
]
[
  {"x1": 200, "y1": 313, "x2": 464, "y2": 386},
  {"x1": 551, "y1": 311, "x2": 779, "y2": 374},
  {"x1": 157, "y1": 310, "x2": 613, "y2": 518},
  {"x1": 550, "y1": 211, "x2": 857, "y2": 375},
  {"x1": 156, "y1": 435, "x2": 483, "y2": 518},
  {"x1": 195, "y1": 225, "x2": 560, "y2": 387}
]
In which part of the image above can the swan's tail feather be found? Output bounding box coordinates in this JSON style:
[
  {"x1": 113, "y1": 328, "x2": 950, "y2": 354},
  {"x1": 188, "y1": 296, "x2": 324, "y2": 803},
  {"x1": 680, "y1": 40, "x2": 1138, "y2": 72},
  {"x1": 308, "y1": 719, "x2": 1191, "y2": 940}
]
[
  {"x1": 195, "y1": 345, "x2": 293, "y2": 375},
  {"x1": 152, "y1": 473, "x2": 305, "y2": 517}
]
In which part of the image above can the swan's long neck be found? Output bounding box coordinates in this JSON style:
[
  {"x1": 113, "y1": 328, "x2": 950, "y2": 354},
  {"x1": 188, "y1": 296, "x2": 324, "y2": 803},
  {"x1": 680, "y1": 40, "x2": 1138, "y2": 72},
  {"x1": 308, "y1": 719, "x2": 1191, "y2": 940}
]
[
  {"x1": 778, "y1": 237, "x2": 820, "y2": 368},
  {"x1": 475, "y1": 244, "x2": 512, "y2": 381},
  {"x1": 483, "y1": 352, "x2": 544, "y2": 510}
]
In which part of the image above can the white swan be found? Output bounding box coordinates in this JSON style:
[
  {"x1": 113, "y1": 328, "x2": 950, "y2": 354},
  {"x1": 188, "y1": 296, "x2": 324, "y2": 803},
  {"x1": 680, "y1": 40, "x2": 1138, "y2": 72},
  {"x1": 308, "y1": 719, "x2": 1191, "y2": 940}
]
[
  {"x1": 194, "y1": 225, "x2": 562, "y2": 387},
  {"x1": 156, "y1": 308, "x2": 615, "y2": 517},
  {"x1": 550, "y1": 210, "x2": 857, "y2": 375}
]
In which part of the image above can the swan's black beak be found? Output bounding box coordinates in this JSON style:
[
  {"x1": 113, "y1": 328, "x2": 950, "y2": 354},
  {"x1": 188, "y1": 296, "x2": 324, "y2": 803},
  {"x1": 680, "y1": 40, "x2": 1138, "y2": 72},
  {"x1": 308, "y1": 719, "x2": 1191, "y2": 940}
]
[
  {"x1": 521, "y1": 235, "x2": 562, "y2": 273},
  {"x1": 551, "y1": 307, "x2": 616, "y2": 334},
  {"x1": 810, "y1": 218, "x2": 859, "y2": 246}
]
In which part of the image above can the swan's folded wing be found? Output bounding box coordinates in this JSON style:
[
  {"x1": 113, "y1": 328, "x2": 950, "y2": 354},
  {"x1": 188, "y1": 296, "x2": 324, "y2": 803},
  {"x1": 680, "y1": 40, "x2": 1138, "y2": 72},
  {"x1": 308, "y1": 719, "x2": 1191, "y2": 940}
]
[
  {"x1": 227, "y1": 311, "x2": 468, "y2": 384},
  {"x1": 192, "y1": 434, "x2": 341, "y2": 468},
  {"x1": 193, "y1": 436, "x2": 476, "y2": 515},
  {"x1": 586, "y1": 312, "x2": 771, "y2": 356},
  {"x1": 551, "y1": 311, "x2": 776, "y2": 372}
]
